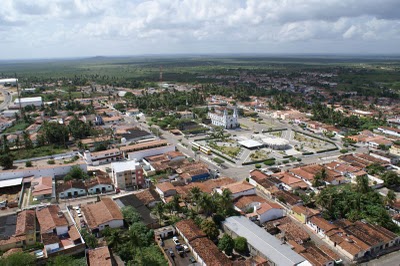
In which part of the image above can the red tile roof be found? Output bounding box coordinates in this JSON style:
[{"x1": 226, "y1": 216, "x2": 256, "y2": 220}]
[
  {"x1": 88, "y1": 246, "x2": 112, "y2": 266},
  {"x1": 36, "y1": 205, "x2": 68, "y2": 233},
  {"x1": 175, "y1": 219, "x2": 206, "y2": 242},
  {"x1": 81, "y1": 198, "x2": 123, "y2": 229}
]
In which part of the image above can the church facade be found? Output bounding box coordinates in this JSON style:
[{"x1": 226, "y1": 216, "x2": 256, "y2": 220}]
[{"x1": 208, "y1": 107, "x2": 239, "y2": 129}]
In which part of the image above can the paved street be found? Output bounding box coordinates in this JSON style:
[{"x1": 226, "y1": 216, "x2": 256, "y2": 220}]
[{"x1": 0, "y1": 86, "x2": 12, "y2": 111}]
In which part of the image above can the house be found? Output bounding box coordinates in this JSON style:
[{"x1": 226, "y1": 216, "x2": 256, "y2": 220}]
[
  {"x1": 36, "y1": 205, "x2": 69, "y2": 236},
  {"x1": 223, "y1": 216, "x2": 308, "y2": 266},
  {"x1": 175, "y1": 219, "x2": 207, "y2": 244},
  {"x1": 326, "y1": 220, "x2": 400, "y2": 261},
  {"x1": 57, "y1": 179, "x2": 86, "y2": 199},
  {"x1": 175, "y1": 220, "x2": 232, "y2": 266},
  {"x1": 216, "y1": 181, "x2": 256, "y2": 199},
  {"x1": 155, "y1": 182, "x2": 177, "y2": 202},
  {"x1": 31, "y1": 176, "x2": 54, "y2": 200},
  {"x1": 111, "y1": 160, "x2": 144, "y2": 190},
  {"x1": 272, "y1": 172, "x2": 308, "y2": 191},
  {"x1": 81, "y1": 198, "x2": 124, "y2": 233},
  {"x1": 290, "y1": 205, "x2": 320, "y2": 224},
  {"x1": 248, "y1": 170, "x2": 283, "y2": 197},
  {"x1": 0, "y1": 210, "x2": 36, "y2": 251},
  {"x1": 87, "y1": 246, "x2": 112, "y2": 266},
  {"x1": 234, "y1": 195, "x2": 284, "y2": 224},
  {"x1": 36, "y1": 205, "x2": 84, "y2": 257},
  {"x1": 134, "y1": 189, "x2": 162, "y2": 208},
  {"x1": 176, "y1": 162, "x2": 210, "y2": 183},
  {"x1": 306, "y1": 216, "x2": 337, "y2": 238},
  {"x1": 86, "y1": 176, "x2": 114, "y2": 195},
  {"x1": 247, "y1": 202, "x2": 284, "y2": 224}
]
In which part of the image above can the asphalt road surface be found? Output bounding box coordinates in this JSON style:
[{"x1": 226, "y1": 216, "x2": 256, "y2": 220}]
[{"x1": 0, "y1": 87, "x2": 12, "y2": 111}]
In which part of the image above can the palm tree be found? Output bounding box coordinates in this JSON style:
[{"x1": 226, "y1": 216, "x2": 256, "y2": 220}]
[
  {"x1": 189, "y1": 187, "x2": 202, "y2": 212},
  {"x1": 385, "y1": 190, "x2": 396, "y2": 206},
  {"x1": 171, "y1": 194, "x2": 181, "y2": 212},
  {"x1": 151, "y1": 202, "x2": 165, "y2": 225},
  {"x1": 218, "y1": 189, "x2": 233, "y2": 214},
  {"x1": 104, "y1": 228, "x2": 123, "y2": 250},
  {"x1": 199, "y1": 193, "x2": 215, "y2": 217}
]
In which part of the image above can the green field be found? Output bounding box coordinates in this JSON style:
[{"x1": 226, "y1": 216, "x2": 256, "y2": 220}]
[
  {"x1": 2, "y1": 122, "x2": 30, "y2": 133},
  {"x1": 1, "y1": 56, "x2": 399, "y2": 90},
  {"x1": 11, "y1": 145, "x2": 68, "y2": 160}
]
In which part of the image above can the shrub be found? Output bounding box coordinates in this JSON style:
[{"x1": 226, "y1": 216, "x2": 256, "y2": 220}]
[
  {"x1": 47, "y1": 159, "x2": 55, "y2": 165},
  {"x1": 282, "y1": 160, "x2": 289, "y2": 164},
  {"x1": 340, "y1": 149, "x2": 349, "y2": 154},
  {"x1": 255, "y1": 164, "x2": 261, "y2": 169},
  {"x1": 264, "y1": 159, "x2": 276, "y2": 166},
  {"x1": 234, "y1": 237, "x2": 249, "y2": 254},
  {"x1": 213, "y1": 157, "x2": 225, "y2": 164},
  {"x1": 25, "y1": 161, "x2": 32, "y2": 167}
]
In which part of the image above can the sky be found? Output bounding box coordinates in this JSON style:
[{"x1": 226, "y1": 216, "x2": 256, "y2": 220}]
[{"x1": 1, "y1": 0, "x2": 400, "y2": 59}]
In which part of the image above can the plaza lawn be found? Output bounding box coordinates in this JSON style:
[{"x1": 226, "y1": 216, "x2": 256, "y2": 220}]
[
  {"x1": 11, "y1": 146, "x2": 68, "y2": 160},
  {"x1": 209, "y1": 142, "x2": 241, "y2": 158}
]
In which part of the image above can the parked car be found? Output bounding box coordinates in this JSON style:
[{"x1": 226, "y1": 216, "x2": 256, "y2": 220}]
[
  {"x1": 189, "y1": 256, "x2": 196, "y2": 263},
  {"x1": 172, "y1": 236, "x2": 180, "y2": 246},
  {"x1": 168, "y1": 248, "x2": 175, "y2": 257},
  {"x1": 182, "y1": 244, "x2": 189, "y2": 252}
]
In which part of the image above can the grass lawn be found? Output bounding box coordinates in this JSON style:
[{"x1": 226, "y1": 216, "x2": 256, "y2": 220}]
[
  {"x1": 2, "y1": 122, "x2": 30, "y2": 133},
  {"x1": 11, "y1": 145, "x2": 68, "y2": 160}
]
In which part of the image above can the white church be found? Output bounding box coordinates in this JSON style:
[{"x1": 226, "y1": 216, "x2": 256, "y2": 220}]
[{"x1": 208, "y1": 106, "x2": 240, "y2": 129}]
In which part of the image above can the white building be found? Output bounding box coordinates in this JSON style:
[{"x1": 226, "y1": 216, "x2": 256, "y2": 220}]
[
  {"x1": 83, "y1": 149, "x2": 122, "y2": 166},
  {"x1": 14, "y1": 96, "x2": 43, "y2": 107},
  {"x1": 0, "y1": 162, "x2": 87, "y2": 181},
  {"x1": 249, "y1": 202, "x2": 284, "y2": 224},
  {"x1": 0, "y1": 78, "x2": 17, "y2": 86},
  {"x1": 58, "y1": 180, "x2": 87, "y2": 199},
  {"x1": 208, "y1": 107, "x2": 239, "y2": 129},
  {"x1": 1, "y1": 110, "x2": 19, "y2": 118},
  {"x1": 223, "y1": 216, "x2": 309, "y2": 266},
  {"x1": 125, "y1": 145, "x2": 176, "y2": 161}
]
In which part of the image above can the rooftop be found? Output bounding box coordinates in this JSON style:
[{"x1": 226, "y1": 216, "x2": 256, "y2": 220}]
[
  {"x1": 222, "y1": 181, "x2": 255, "y2": 194},
  {"x1": 36, "y1": 205, "x2": 69, "y2": 234},
  {"x1": 87, "y1": 246, "x2": 112, "y2": 266},
  {"x1": 175, "y1": 219, "x2": 207, "y2": 242},
  {"x1": 81, "y1": 198, "x2": 123, "y2": 229},
  {"x1": 31, "y1": 176, "x2": 53, "y2": 196},
  {"x1": 223, "y1": 216, "x2": 306, "y2": 266}
]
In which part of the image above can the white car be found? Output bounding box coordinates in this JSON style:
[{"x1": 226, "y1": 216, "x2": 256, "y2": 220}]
[
  {"x1": 73, "y1": 206, "x2": 80, "y2": 210},
  {"x1": 76, "y1": 210, "x2": 81, "y2": 215},
  {"x1": 182, "y1": 244, "x2": 189, "y2": 252},
  {"x1": 172, "y1": 236, "x2": 180, "y2": 246}
]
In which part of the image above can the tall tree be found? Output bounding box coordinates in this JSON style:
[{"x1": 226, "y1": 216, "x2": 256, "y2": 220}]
[
  {"x1": 23, "y1": 131, "x2": 33, "y2": 150},
  {"x1": 151, "y1": 202, "x2": 165, "y2": 225},
  {"x1": 201, "y1": 219, "x2": 219, "y2": 240}
]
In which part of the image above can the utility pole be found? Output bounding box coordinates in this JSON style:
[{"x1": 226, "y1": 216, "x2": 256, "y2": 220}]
[{"x1": 15, "y1": 73, "x2": 23, "y2": 115}]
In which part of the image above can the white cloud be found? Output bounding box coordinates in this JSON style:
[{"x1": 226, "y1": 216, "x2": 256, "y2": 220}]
[{"x1": 0, "y1": 0, "x2": 400, "y2": 59}]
